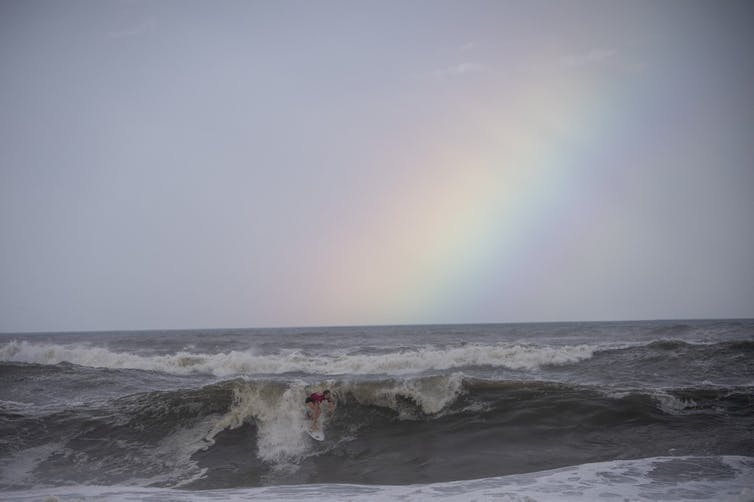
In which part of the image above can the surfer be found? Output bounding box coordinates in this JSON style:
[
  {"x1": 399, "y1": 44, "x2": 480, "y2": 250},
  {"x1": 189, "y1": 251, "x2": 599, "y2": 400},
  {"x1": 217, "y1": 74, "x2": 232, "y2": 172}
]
[{"x1": 305, "y1": 390, "x2": 335, "y2": 432}]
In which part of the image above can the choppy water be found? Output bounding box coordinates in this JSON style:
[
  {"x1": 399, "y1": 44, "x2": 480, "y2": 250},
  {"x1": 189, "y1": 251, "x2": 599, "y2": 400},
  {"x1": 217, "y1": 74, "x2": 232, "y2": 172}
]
[{"x1": 1, "y1": 320, "x2": 753, "y2": 500}]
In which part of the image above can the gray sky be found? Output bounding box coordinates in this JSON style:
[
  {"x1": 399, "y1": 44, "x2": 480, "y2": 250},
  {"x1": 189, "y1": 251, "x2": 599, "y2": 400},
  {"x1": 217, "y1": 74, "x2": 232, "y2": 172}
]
[{"x1": 1, "y1": 0, "x2": 753, "y2": 332}]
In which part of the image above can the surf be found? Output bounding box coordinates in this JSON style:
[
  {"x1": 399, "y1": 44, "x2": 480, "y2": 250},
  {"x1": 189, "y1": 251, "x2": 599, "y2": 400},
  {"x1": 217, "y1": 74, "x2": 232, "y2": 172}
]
[
  {"x1": 3, "y1": 373, "x2": 752, "y2": 490},
  {"x1": 3, "y1": 456, "x2": 753, "y2": 501},
  {"x1": 0, "y1": 339, "x2": 616, "y2": 376},
  {"x1": 2, "y1": 321, "x2": 751, "y2": 493}
]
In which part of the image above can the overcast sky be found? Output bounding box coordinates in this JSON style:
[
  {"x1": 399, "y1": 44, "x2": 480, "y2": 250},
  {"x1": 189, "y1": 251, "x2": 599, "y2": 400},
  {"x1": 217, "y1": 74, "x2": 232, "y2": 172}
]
[{"x1": 1, "y1": 0, "x2": 753, "y2": 332}]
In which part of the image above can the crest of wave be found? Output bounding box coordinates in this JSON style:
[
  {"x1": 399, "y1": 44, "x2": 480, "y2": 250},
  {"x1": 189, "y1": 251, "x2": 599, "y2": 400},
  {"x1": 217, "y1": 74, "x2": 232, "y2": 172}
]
[
  {"x1": 0, "y1": 340, "x2": 599, "y2": 376},
  {"x1": 204, "y1": 380, "x2": 313, "y2": 467}
]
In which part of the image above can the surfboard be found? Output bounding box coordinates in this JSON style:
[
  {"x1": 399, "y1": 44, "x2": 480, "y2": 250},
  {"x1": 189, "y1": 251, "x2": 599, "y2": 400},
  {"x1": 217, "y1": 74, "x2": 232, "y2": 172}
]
[
  {"x1": 306, "y1": 428, "x2": 325, "y2": 441},
  {"x1": 304, "y1": 407, "x2": 326, "y2": 440}
]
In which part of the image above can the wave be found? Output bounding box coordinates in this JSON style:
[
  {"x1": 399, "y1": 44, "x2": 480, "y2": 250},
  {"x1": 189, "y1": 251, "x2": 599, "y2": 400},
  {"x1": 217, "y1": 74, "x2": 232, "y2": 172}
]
[
  {"x1": 2, "y1": 374, "x2": 752, "y2": 490},
  {"x1": 726, "y1": 339, "x2": 754, "y2": 351},
  {"x1": 4, "y1": 338, "x2": 750, "y2": 379},
  {"x1": 643, "y1": 339, "x2": 754, "y2": 351},
  {"x1": 5, "y1": 337, "x2": 751, "y2": 397},
  {"x1": 648, "y1": 323, "x2": 694, "y2": 337},
  {"x1": 0, "y1": 339, "x2": 602, "y2": 376},
  {"x1": 4, "y1": 456, "x2": 753, "y2": 501}
]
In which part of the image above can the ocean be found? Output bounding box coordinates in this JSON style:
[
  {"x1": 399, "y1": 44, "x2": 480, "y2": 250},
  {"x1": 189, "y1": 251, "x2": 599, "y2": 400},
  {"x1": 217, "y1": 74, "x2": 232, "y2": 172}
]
[{"x1": 1, "y1": 319, "x2": 752, "y2": 501}]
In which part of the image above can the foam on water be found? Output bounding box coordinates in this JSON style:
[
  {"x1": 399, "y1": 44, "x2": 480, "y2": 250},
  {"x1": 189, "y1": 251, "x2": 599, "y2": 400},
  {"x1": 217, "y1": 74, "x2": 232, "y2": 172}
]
[
  {"x1": 336, "y1": 371, "x2": 466, "y2": 416},
  {"x1": 209, "y1": 381, "x2": 313, "y2": 466},
  {"x1": 2, "y1": 322, "x2": 751, "y2": 493},
  {"x1": 197, "y1": 373, "x2": 467, "y2": 470},
  {"x1": 0, "y1": 442, "x2": 67, "y2": 488},
  {"x1": 652, "y1": 391, "x2": 699, "y2": 415},
  {"x1": 136, "y1": 416, "x2": 221, "y2": 488},
  {"x1": 4, "y1": 456, "x2": 752, "y2": 501},
  {"x1": 0, "y1": 340, "x2": 600, "y2": 376},
  {"x1": 0, "y1": 415, "x2": 223, "y2": 489}
]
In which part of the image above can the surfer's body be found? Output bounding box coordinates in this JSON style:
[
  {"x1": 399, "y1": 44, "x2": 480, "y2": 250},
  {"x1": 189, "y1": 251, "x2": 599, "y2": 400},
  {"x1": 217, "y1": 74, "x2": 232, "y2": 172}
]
[{"x1": 305, "y1": 390, "x2": 335, "y2": 432}]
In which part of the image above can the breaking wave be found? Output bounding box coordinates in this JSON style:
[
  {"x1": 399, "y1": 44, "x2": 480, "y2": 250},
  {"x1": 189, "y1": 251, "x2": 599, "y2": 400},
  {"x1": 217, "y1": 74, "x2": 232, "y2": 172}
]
[
  {"x1": 2, "y1": 371, "x2": 752, "y2": 490},
  {"x1": 0, "y1": 339, "x2": 601, "y2": 376}
]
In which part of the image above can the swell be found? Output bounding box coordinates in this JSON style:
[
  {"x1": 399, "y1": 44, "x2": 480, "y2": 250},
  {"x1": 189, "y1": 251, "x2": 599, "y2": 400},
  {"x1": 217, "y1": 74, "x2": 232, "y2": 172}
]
[
  {"x1": 0, "y1": 339, "x2": 602, "y2": 376},
  {"x1": 2, "y1": 375, "x2": 752, "y2": 489},
  {"x1": 2, "y1": 338, "x2": 751, "y2": 378},
  {"x1": 644, "y1": 339, "x2": 754, "y2": 351}
]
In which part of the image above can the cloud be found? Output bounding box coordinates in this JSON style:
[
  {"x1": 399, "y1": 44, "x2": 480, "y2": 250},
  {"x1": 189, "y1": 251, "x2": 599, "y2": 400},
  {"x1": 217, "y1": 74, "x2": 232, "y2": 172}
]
[
  {"x1": 559, "y1": 48, "x2": 617, "y2": 68},
  {"x1": 108, "y1": 18, "x2": 157, "y2": 39},
  {"x1": 433, "y1": 62, "x2": 488, "y2": 78}
]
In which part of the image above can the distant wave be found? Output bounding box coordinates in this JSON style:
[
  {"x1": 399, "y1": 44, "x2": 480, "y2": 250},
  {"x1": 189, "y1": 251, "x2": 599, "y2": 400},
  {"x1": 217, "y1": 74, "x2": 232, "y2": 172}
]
[
  {"x1": 0, "y1": 340, "x2": 602, "y2": 376},
  {"x1": 3, "y1": 338, "x2": 751, "y2": 380}
]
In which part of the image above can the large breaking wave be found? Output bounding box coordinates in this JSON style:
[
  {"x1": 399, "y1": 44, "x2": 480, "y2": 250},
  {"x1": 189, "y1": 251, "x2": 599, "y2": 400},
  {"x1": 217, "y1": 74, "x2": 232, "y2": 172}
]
[
  {"x1": 2, "y1": 371, "x2": 752, "y2": 490},
  {"x1": 0, "y1": 339, "x2": 602, "y2": 376}
]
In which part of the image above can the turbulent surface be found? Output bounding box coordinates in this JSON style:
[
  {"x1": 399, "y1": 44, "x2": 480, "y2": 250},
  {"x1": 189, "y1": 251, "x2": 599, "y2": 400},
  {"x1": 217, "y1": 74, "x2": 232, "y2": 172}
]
[{"x1": 1, "y1": 320, "x2": 752, "y2": 499}]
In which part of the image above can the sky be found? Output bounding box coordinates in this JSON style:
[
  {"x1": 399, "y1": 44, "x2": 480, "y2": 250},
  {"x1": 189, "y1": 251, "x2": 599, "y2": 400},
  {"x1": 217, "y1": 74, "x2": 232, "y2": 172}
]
[{"x1": 1, "y1": 0, "x2": 753, "y2": 332}]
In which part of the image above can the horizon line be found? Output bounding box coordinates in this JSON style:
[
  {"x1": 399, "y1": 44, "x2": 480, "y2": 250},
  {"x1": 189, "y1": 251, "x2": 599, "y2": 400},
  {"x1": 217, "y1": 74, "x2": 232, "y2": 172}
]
[{"x1": 2, "y1": 316, "x2": 752, "y2": 336}]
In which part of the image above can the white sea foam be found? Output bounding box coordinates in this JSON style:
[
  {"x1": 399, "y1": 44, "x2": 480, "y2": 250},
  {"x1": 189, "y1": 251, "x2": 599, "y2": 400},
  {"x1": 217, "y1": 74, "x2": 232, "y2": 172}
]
[
  {"x1": 337, "y1": 372, "x2": 466, "y2": 416},
  {"x1": 134, "y1": 416, "x2": 223, "y2": 488},
  {"x1": 652, "y1": 391, "x2": 698, "y2": 415},
  {"x1": 0, "y1": 340, "x2": 599, "y2": 376},
  {"x1": 208, "y1": 381, "x2": 313, "y2": 466},
  {"x1": 195, "y1": 373, "x2": 467, "y2": 472},
  {"x1": 0, "y1": 442, "x2": 68, "y2": 489},
  {"x1": 4, "y1": 456, "x2": 752, "y2": 501}
]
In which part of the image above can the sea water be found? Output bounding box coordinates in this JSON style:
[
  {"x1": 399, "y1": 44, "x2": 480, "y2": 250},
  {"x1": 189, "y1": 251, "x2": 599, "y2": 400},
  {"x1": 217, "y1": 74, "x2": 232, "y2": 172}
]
[{"x1": 1, "y1": 320, "x2": 753, "y2": 500}]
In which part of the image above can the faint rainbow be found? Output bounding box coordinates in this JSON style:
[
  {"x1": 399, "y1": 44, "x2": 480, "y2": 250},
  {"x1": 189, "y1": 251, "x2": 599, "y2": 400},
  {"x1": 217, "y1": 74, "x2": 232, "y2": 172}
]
[{"x1": 314, "y1": 71, "x2": 636, "y2": 325}]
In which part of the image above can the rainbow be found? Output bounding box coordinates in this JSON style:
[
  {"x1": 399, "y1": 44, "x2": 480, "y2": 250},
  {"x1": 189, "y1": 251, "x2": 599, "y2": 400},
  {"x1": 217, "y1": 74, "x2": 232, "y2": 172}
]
[{"x1": 306, "y1": 66, "x2": 644, "y2": 326}]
